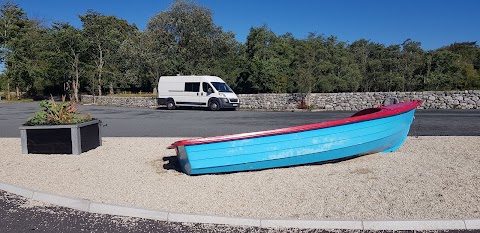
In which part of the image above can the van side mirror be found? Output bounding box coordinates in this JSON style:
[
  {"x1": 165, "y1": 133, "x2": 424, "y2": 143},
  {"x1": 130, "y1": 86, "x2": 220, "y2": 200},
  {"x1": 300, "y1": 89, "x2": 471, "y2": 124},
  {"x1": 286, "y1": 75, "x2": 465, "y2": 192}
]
[{"x1": 207, "y1": 88, "x2": 213, "y2": 94}]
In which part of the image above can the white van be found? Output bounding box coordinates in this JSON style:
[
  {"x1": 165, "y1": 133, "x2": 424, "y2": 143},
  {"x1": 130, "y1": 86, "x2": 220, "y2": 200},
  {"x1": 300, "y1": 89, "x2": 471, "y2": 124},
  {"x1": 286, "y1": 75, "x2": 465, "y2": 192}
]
[{"x1": 157, "y1": 75, "x2": 240, "y2": 111}]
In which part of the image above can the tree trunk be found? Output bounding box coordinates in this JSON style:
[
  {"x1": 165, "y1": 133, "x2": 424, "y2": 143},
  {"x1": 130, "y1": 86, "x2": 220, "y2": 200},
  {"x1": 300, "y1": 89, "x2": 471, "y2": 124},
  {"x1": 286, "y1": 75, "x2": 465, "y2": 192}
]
[
  {"x1": 3, "y1": 24, "x2": 8, "y2": 101},
  {"x1": 69, "y1": 50, "x2": 81, "y2": 102},
  {"x1": 6, "y1": 81, "x2": 10, "y2": 101},
  {"x1": 425, "y1": 56, "x2": 431, "y2": 89},
  {"x1": 98, "y1": 83, "x2": 102, "y2": 96},
  {"x1": 97, "y1": 44, "x2": 104, "y2": 96},
  {"x1": 109, "y1": 83, "x2": 113, "y2": 95},
  {"x1": 73, "y1": 55, "x2": 80, "y2": 102},
  {"x1": 16, "y1": 86, "x2": 20, "y2": 100}
]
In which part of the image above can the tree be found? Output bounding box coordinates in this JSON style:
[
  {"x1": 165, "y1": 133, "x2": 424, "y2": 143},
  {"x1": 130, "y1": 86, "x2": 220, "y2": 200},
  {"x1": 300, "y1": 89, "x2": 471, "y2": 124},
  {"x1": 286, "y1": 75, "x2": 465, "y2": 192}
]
[
  {"x1": 245, "y1": 25, "x2": 294, "y2": 93},
  {"x1": 294, "y1": 33, "x2": 320, "y2": 94},
  {"x1": 400, "y1": 39, "x2": 424, "y2": 91},
  {"x1": 426, "y1": 50, "x2": 462, "y2": 90},
  {"x1": 146, "y1": 0, "x2": 236, "y2": 77},
  {"x1": 0, "y1": 2, "x2": 50, "y2": 99},
  {"x1": 209, "y1": 39, "x2": 246, "y2": 92},
  {"x1": 80, "y1": 10, "x2": 137, "y2": 96},
  {"x1": 320, "y1": 36, "x2": 361, "y2": 92},
  {"x1": 0, "y1": 1, "x2": 28, "y2": 99},
  {"x1": 293, "y1": 34, "x2": 361, "y2": 94},
  {"x1": 119, "y1": 29, "x2": 172, "y2": 92},
  {"x1": 348, "y1": 39, "x2": 371, "y2": 91},
  {"x1": 442, "y1": 42, "x2": 480, "y2": 89},
  {"x1": 50, "y1": 22, "x2": 89, "y2": 102}
]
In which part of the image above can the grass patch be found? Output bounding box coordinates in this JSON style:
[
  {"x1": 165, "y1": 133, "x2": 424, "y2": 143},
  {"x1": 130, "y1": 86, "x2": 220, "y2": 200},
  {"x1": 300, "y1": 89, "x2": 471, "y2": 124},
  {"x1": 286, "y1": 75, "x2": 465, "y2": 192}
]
[{"x1": 0, "y1": 98, "x2": 35, "y2": 103}]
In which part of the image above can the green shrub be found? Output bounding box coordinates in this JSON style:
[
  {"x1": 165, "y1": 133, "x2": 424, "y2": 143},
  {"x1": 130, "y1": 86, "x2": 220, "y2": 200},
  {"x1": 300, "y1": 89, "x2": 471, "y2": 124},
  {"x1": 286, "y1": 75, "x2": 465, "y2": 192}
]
[{"x1": 24, "y1": 96, "x2": 92, "y2": 126}]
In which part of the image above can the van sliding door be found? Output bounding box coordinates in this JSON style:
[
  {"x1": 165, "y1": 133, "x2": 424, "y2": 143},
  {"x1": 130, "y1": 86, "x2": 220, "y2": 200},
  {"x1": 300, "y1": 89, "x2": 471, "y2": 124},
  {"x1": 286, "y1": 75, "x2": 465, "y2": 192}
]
[{"x1": 179, "y1": 82, "x2": 201, "y2": 106}]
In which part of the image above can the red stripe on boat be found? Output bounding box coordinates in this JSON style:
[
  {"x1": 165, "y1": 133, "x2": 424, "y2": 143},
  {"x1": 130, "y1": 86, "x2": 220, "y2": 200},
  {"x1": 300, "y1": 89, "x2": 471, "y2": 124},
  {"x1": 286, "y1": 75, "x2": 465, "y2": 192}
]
[{"x1": 167, "y1": 100, "x2": 422, "y2": 149}]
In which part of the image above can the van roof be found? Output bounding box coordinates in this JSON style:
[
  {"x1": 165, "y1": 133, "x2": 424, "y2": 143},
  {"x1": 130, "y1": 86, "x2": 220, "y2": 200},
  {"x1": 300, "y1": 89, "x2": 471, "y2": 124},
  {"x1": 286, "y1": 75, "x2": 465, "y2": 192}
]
[{"x1": 160, "y1": 75, "x2": 225, "y2": 83}]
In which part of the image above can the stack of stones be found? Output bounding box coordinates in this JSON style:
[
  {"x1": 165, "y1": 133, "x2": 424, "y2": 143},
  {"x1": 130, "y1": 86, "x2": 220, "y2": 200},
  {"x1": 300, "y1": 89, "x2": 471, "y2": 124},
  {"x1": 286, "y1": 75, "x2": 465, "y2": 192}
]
[
  {"x1": 238, "y1": 90, "x2": 480, "y2": 111},
  {"x1": 80, "y1": 95, "x2": 157, "y2": 108},
  {"x1": 80, "y1": 90, "x2": 480, "y2": 110}
]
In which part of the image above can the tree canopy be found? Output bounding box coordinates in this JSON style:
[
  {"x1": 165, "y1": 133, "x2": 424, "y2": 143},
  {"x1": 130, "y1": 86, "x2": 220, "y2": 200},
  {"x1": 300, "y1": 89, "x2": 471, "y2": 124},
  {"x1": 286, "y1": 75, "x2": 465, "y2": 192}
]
[{"x1": 1, "y1": 0, "x2": 479, "y2": 100}]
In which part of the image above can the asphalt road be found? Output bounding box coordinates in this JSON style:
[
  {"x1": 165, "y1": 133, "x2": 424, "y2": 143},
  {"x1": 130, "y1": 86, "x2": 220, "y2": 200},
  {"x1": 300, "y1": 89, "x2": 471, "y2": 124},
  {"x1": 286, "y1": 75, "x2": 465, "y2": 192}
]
[
  {"x1": 1, "y1": 102, "x2": 480, "y2": 138},
  {"x1": 1, "y1": 101, "x2": 480, "y2": 232}
]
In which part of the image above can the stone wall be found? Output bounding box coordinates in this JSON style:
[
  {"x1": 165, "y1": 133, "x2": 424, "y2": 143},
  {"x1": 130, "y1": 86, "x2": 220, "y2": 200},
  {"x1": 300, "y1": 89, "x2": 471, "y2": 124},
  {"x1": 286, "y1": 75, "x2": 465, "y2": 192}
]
[
  {"x1": 81, "y1": 90, "x2": 480, "y2": 110},
  {"x1": 240, "y1": 91, "x2": 480, "y2": 110},
  {"x1": 81, "y1": 95, "x2": 157, "y2": 108}
]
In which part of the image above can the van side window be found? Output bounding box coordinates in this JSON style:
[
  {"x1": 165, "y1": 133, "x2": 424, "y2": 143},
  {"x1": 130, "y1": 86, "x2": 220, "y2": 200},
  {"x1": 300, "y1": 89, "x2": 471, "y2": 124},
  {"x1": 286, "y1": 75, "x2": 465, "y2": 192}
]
[
  {"x1": 202, "y1": 82, "x2": 213, "y2": 92},
  {"x1": 184, "y1": 82, "x2": 200, "y2": 92}
]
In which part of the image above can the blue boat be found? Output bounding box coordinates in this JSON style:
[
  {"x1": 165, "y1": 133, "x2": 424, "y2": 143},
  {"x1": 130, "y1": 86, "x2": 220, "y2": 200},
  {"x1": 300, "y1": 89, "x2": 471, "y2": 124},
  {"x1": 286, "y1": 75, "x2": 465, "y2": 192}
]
[{"x1": 168, "y1": 100, "x2": 422, "y2": 175}]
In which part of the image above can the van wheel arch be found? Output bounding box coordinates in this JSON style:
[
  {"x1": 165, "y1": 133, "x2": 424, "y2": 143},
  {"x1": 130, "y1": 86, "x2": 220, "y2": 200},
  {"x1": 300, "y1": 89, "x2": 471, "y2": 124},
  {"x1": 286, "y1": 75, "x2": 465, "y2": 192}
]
[
  {"x1": 208, "y1": 98, "x2": 221, "y2": 111},
  {"x1": 166, "y1": 98, "x2": 176, "y2": 110}
]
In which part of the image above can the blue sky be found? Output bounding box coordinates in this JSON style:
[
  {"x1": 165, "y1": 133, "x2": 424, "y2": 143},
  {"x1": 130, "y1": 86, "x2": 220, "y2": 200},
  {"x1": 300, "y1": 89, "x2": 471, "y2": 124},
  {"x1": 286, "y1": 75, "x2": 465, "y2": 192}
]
[{"x1": 7, "y1": 0, "x2": 480, "y2": 50}]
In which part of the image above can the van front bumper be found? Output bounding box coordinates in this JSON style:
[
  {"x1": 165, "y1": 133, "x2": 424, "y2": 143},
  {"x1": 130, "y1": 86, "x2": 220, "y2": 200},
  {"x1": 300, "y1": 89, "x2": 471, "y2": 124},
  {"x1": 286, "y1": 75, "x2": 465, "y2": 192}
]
[{"x1": 220, "y1": 98, "x2": 240, "y2": 108}]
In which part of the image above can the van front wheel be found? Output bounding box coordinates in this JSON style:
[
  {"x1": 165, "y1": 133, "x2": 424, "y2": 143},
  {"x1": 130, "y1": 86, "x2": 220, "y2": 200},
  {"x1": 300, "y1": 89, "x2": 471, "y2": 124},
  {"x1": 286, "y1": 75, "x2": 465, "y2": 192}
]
[
  {"x1": 166, "y1": 99, "x2": 176, "y2": 110},
  {"x1": 209, "y1": 100, "x2": 220, "y2": 111}
]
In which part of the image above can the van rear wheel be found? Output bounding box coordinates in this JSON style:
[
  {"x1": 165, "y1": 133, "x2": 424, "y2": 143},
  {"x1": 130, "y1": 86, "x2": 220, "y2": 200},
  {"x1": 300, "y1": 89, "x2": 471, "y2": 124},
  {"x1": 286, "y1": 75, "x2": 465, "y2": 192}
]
[
  {"x1": 209, "y1": 100, "x2": 220, "y2": 111},
  {"x1": 166, "y1": 99, "x2": 176, "y2": 110}
]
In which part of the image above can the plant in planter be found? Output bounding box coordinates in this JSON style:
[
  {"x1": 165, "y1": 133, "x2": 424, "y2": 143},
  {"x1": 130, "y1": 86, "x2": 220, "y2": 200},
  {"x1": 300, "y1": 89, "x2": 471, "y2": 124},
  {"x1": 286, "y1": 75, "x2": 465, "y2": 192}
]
[{"x1": 20, "y1": 96, "x2": 102, "y2": 155}]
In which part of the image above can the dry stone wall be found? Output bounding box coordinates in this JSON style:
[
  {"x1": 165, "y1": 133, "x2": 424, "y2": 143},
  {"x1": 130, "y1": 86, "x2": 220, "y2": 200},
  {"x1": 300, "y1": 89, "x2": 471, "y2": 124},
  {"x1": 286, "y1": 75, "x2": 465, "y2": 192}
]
[
  {"x1": 81, "y1": 90, "x2": 480, "y2": 110},
  {"x1": 80, "y1": 95, "x2": 158, "y2": 108}
]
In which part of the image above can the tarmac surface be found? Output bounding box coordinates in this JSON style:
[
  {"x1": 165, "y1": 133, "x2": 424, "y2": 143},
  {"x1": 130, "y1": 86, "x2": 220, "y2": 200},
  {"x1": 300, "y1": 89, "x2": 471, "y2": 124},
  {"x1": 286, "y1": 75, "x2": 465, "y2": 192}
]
[{"x1": 1, "y1": 101, "x2": 480, "y2": 137}]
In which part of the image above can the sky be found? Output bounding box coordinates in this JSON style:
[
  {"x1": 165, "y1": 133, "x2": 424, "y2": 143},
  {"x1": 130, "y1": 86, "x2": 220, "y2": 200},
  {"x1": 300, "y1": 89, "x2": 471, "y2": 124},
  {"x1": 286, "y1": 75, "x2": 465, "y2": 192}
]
[{"x1": 6, "y1": 0, "x2": 480, "y2": 51}]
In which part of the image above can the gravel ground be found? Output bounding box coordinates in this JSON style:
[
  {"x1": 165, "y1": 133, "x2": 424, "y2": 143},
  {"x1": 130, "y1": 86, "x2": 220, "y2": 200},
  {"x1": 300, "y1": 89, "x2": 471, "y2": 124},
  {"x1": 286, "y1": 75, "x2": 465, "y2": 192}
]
[{"x1": 0, "y1": 136, "x2": 479, "y2": 221}]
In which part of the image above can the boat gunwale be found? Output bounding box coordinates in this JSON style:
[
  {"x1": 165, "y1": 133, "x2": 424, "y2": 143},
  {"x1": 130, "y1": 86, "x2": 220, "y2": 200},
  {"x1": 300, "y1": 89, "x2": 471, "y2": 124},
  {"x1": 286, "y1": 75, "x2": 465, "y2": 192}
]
[{"x1": 167, "y1": 100, "x2": 422, "y2": 148}]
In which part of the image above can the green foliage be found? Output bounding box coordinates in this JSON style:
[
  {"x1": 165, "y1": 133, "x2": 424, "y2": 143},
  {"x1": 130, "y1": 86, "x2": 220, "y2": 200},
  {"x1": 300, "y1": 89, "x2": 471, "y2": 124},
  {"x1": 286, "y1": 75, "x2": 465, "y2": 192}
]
[
  {"x1": 47, "y1": 22, "x2": 90, "y2": 102},
  {"x1": 80, "y1": 10, "x2": 138, "y2": 96},
  {"x1": 145, "y1": 0, "x2": 237, "y2": 77},
  {"x1": 244, "y1": 26, "x2": 296, "y2": 93},
  {"x1": 24, "y1": 96, "x2": 92, "y2": 126},
  {"x1": 0, "y1": 73, "x2": 6, "y2": 92},
  {"x1": 0, "y1": 2, "x2": 42, "y2": 99},
  {"x1": 2, "y1": 0, "x2": 480, "y2": 98}
]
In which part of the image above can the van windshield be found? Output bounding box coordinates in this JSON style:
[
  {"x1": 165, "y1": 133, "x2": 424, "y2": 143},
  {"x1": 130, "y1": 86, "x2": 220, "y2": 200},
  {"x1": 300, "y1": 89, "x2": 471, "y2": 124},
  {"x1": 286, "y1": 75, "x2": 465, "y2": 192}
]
[{"x1": 211, "y1": 82, "x2": 233, "y2": 93}]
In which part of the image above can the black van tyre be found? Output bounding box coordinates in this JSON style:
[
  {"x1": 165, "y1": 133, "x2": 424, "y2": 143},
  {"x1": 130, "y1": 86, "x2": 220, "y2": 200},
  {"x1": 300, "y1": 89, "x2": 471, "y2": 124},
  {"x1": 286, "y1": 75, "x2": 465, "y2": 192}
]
[
  {"x1": 209, "y1": 99, "x2": 220, "y2": 111},
  {"x1": 166, "y1": 99, "x2": 176, "y2": 110}
]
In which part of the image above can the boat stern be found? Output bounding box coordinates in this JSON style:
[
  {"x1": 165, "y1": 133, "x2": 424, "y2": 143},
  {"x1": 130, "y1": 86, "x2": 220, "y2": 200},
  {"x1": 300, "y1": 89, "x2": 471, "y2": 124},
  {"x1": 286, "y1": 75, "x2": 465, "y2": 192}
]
[{"x1": 168, "y1": 144, "x2": 192, "y2": 175}]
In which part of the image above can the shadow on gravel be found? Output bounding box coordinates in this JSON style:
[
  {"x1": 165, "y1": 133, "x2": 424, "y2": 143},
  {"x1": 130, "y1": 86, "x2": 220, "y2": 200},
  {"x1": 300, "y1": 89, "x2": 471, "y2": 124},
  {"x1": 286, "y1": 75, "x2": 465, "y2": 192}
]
[{"x1": 162, "y1": 155, "x2": 183, "y2": 173}]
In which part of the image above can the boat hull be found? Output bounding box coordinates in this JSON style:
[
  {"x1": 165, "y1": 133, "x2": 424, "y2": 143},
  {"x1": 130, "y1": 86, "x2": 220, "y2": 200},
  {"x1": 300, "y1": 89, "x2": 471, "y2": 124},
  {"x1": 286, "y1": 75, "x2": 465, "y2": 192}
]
[{"x1": 170, "y1": 101, "x2": 420, "y2": 175}]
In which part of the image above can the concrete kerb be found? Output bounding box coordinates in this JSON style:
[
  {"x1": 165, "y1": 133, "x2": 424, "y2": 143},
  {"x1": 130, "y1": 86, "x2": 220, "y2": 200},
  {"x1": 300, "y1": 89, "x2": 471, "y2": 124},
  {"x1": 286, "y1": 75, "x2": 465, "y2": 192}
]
[
  {"x1": 1, "y1": 182, "x2": 479, "y2": 231},
  {"x1": 32, "y1": 192, "x2": 90, "y2": 212},
  {"x1": 89, "y1": 202, "x2": 169, "y2": 221},
  {"x1": 0, "y1": 182, "x2": 34, "y2": 198},
  {"x1": 362, "y1": 220, "x2": 467, "y2": 231},
  {"x1": 167, "y1": 212, "x2": 261, "y2": 227},
  {"x1": 465, "y1": 219, "x2": 480, "y2": 229}
]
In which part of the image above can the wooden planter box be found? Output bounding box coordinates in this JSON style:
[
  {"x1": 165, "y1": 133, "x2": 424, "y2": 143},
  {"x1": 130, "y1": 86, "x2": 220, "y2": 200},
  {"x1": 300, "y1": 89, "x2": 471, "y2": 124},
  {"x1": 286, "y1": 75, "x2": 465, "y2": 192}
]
[{"x1": 19, "y1": 119, "x2": 102, "y2": 155}]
